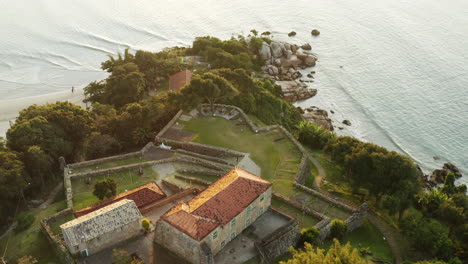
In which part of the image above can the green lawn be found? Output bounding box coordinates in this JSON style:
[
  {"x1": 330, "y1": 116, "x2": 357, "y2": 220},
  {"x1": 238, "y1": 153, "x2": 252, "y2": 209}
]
[
  {"x1": 49, "y1": 213, "x2": 75, "y2": 235},
  {"x1": 0, "y1": 201, "x2": 67, "y2": 263},
  {"x1": 183, "y1": 117, "x2": 302, "y2": 197},
  {"x1": 272, "y1": 198, "x2": 321, "y2": 228},
  {"x1": 72, "y1": 166, "x2": 159, "y2": 210},
  {"x1": 72, "y1": 156, "x2": 150, "y2": 174},
  {"x1": 320, "y1": 218, "x2": 393, "y2": 262}
]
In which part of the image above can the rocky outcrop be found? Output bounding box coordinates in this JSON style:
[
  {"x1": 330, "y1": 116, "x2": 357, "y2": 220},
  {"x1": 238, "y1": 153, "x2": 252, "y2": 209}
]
[
  {"x1": 428, "y1": 163, "x2": 463, "y2": 185},
  {"x1": 343, "y1": 120, "x2": 351, "y2": 126},
  {"x1": 301, "y1": 43, "x2": 312, "y2": 50},
  {"x1": 288, "y1": 31, "x2": 297, "y2": 37},
  {"x1": 302, "y1": 107, "x2": 333, "y2": 131},
  {"x1": 311, "y1": 29, "x2": 320, "y2": 36},
  {"x1": 443, "y1": 163, "x2": 462, "y2": 178},
  {"x1": 276, "y1": 81, "x2": 317, "y2": 102}
]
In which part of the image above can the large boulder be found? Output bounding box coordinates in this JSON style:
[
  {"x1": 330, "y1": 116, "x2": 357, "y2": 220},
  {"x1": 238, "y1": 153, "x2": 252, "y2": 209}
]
[
  {"x1": 311, "y1": 29, "x2": 320, "y2": 36},
  {"x1": 260, "y1": 42, "x2": 272, "y2": 61},
  {"x1": 304, "y1": 55, "x2": 317, "y2": 67},
  {"x1": 280, "y1": 55, "x2": 302, "y2": 68},
  {"x1": 301, "y1": 43, "x2": 312, "y2": 50},
  {"x1": 443, "y1": 162, "x2": 463, "y2": 178},
  {"x1": 276, "y1": 80, "x2": 317, "y2": 102},
  {"x1": 271, "y1": 42, "x2": 284, "y2": 58},
  {"x1": 302, "y1": 109, "x2": 333, "y2": 131},
  {"x1": 429, "y1": 169, "x2": 447, "y2": 185}
]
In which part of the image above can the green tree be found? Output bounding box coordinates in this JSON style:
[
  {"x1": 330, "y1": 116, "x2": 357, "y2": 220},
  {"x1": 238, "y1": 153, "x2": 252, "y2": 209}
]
[
  {"x1": 329, "y1": 219, "x2": 347, "y2": 241},
  {"x1": 180, "y1": 72, "x2": 239, "y2": 113},
  {"x1": 298, "y1": 226, "x2": 320, "y2": 248},
  {"x1": 85, "y1": 132, "x2": 121, "y2": 159},
  {"x1": 106, "y1": 62, "x2": 145, "y2": 107},
  {"x1": 23, "y1": 146, "x2": 53, "y2": 191},
  {"x1": 400, "y1": 209, "x2": 453, "y2": 260},
  {"x1": 280, "y1": 239, "x2": 366, "y2": 264},
  {"x1": 417, "y1": 189, "x2": 450, "y2": 214},
  {"x1": 93, "y1": 178, "x2": 117, "y2": 200},
  {"x1": 0, "y1": 151, "x2": 27, "y2": 202},
  {"x1": 297, "y1": 121, "x2": 334, "y2": 149}
]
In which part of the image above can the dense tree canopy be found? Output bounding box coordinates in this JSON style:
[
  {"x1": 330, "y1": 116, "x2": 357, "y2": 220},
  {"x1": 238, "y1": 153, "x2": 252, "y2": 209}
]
[{"x1": 280, "y1": 239, "x2": 366, "y2": 264}]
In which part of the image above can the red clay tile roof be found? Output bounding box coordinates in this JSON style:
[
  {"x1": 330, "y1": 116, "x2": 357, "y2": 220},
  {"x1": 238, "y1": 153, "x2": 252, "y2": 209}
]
[
  {"x1": 162, "y1": 168, "x2": 271, "y2": 241},
  {"x1": 169, "y1": 69, "x2": 192, "y2": 92},
  {"x1": 74, "y1": 182, "x2": 166, "y2": 217}
]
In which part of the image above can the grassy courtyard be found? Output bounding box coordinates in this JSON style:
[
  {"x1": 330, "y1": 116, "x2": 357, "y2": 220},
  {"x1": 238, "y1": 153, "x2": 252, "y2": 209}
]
[
  {"x1": 0, "y1": 200, "x2": 67, "y2": 263},
  {"x1": 72, "y1": 166, "x2": 159, "y2": 210},
  {"x1": 72, "y1": 156, "x2": 150, "y2": 174},
  {"x1": 183, "y1": 117, "x2": 306, "y2": 196},
  {"x1": 271, "y1": 198, "x2": 321, "y2": 228}
]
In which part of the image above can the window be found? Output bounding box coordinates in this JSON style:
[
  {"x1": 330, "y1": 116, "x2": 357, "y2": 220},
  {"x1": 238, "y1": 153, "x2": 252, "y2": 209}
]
[
  {"x1": 230, "y1": 232, "x2": 236, "y2": 240},
  {"x1": 212, "y1": 231, "x2": 218, "y2": 240},
  {"x1": 246, "y1": 218, "x2": 251, "y2": 227},
  {"x1": 247, "y1": 205, "x2": 252, "y2": 215},
  {"x1": 260, "y1": 194, "x2": 265, "y2": 202},
  {"x1": 259, "y1": 207, "x2": 264, "y2": 215},
  {"x1": 231, "y1": 219, "x2": 236, "y2": 227},
  {"x1": 221, "y1": 241, "x2": 226, "y2": 248},
  {"x1": 80, "y1": 249, "x2": 89, "y2": 257}
]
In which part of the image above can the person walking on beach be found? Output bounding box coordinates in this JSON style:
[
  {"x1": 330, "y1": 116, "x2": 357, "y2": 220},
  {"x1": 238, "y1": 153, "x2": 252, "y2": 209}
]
[{"x1": 72, "y1": 86, "x2": 74, "y2": 93}]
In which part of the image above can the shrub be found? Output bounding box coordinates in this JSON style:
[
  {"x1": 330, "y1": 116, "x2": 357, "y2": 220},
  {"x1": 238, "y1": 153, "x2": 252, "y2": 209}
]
[
  {"x1": 329, "y1": 219, "x2": 347, "y2": 241},
  {"x1": 298, "y1": 226, "x2": 320, "y2": 248},
  {"x1": 14, "y1": 212, "x2": 35, "y2": 233},
  {"x1": 141, "y1": 218, "x2": 151, "y2": 231},
  {"x1": 93, "y1": 178, "x2": 117, "y2": 200}
]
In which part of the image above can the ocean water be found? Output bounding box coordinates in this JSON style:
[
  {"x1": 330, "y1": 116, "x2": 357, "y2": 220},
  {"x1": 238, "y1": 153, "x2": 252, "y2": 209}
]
[{"x1": 0, "y1": 0, "x2": 467, "y2": 183}]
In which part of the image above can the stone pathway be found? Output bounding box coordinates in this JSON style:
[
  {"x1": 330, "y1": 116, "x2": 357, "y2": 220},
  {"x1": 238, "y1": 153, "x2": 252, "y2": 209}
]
[
  {"x1": 39, "y1": 182, "x2": 64, "y2": 209},
  {"x1": 307, "y1": 154, "x2": 327, "y2": 187},
  {"x1": 367, "y1": 213, "x2": 403, "y2": 264}
]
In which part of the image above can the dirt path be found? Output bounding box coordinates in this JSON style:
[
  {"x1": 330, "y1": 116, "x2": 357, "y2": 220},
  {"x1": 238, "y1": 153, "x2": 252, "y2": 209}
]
[
  {"x1": 367, "y1": 213, "x2": 403, "y2": 264},
  {"x1": 306, "y1": 153, "x2": 327, "y2": 187},
  {"x1": 39, "y1": 182, "x2": 63, "y2": 209}
]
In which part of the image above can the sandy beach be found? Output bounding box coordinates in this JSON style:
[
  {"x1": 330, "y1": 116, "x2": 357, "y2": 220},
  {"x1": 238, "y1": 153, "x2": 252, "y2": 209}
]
[{"x1": 0, "y1": 87, "x2": 87, "y2": 138}]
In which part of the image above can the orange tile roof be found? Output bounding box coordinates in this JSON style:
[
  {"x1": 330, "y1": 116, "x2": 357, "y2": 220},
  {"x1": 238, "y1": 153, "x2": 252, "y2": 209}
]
[
  {"x1": 169, "y1": 69, "x2": 192, "y2": 92},
  {"x1": 75, "y1": 182, "x2": 166, "y2": 217},
  {"x1": 162, "y1": 168, "x2": 271, "y2": 240}
]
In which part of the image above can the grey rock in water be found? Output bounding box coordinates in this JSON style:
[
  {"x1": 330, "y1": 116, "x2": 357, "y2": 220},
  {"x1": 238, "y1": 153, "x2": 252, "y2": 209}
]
[
  {"x1": 301, "y1": 43, "x2": 312, "y2": 50},
  {"x1": 311, "y1": 29, "x2": 321, "y2": 36},
  {"x1": 343, "y1": 120, "x2": 352, "y2": 126},
  {"x1": 443, "y1": 162, "x2": 463, "y2": 178}
]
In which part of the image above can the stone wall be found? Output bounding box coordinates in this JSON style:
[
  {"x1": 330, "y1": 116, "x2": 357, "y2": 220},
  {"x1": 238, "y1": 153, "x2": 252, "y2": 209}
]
[
  {"x1": 155, "y1": 137, "x2": 245, "y2": 158},
  {"x1": 162, "y1": 180, "x2": 185, "y2": 193},
  {"x1": 293, "y1": 183, "x2": 358, "y2": 213},
  {"x1": 258, "y1": 210, "x2": 301, "y2": 261},
  {"x1": 68, "y1": 151, "x2": 141, "y2": 169},
  {"x1": 41, "y1": 208, "x2": 76, "y2": 264},
  {"x1": 157, "y1": 109, "x2": 184, "y2": 138},
  {"x1": 174, "y1": 175, "x2": 212, "y2": 186},
  {"x1": 198, "y1": 104, "x2": 259, "y2": 132},
  {"x1": 294, "y1": 156, "x2": 310, "y2": 185},
  {"x1": 176, "y1": 149, "x2": 234, "y2": 166},
  {"x1": 177, "y1": 168, "x2": 226, "y2": 177}
]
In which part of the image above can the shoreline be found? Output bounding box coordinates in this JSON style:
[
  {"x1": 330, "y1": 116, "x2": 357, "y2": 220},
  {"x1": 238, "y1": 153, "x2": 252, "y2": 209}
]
[{"x1": 0, "y1": 87, "x2": 87, "y2": 138}]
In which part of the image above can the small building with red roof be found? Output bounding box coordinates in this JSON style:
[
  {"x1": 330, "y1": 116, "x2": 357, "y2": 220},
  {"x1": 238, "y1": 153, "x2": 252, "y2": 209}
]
[
  {"x1": 155, "y1": 168, "x2": 272, "y2": 264},
  {"x1": 74, "y1": 182, "x2": 166, "y2": 217},
  {"x1": 169, "y1": 69, "x2": 192, "y2": 92}
]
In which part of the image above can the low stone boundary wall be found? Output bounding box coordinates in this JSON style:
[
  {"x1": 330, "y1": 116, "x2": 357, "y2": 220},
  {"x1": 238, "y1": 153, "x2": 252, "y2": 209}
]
[
  {"x1": 177, "y1": 168, "x2": 226, "y2": 177},
  {"x1": 198, "y1": 104, "x2": 259, "y2": 132},
  {"x1": 140, "y1": 187, "x2": 200, "y2": 214},
  {"x1": 260, "y1": 220, "x2": 300, "y2": 261},
  {"x1": 68, "y1": 151, "x2": 141, "y2": 169},
  {"x1": 176, "y1": 149, "x2": 234, "y2": 166},
  {"x1": 162, "y1": 180, "x2": 185, "y2": 193},
  {"x1": 41, "y1": 208, "x2": 75, "y2": 264},
  {"x1": 294, "y1": 156, "x2": 310, "y2": 185},
  {"x1": 293, "y1": 183, "x2": 358, "y2": 213},
  {"x1": 156, "y1": 137, "x2": 245, "y2": 158},
  {"x1": 273, "y1": 193, "x2": 329, "y2": 221},
  {"x1": 175, "y1": 175, "x2": 212, "y2": 186},
  {"x1": 156, "y1": 109, "x2": 183, "y2": 138}
]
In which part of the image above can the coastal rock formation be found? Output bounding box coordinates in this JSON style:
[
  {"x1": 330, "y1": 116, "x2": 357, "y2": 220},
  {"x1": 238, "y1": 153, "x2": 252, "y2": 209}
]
[
  {"x1": 443, "y1": 162, "x2": 462, "y2": 178},
  {"x1": 311, "y1": 29, "x2": 320, "y2": 36},
  {"x1": 276, "y1": 81, "x2": 317, "y2": 102},
  {"x1": 343, "y1": 120, "x2": 351, "y2": 126},
  {"x1": 301, "y1": 43, "x2": 312, "y2": 50},
  {"x1": 428, "y1": 162, "x2": 463, "y2": 185},
  {"x1": 302, "y1": 107, "x2": 333, "y2": 131},
  {"x1": 259, "y1": 41, "x2": 318, "y2": 102},
  {"x1": 288, "y1": 31, "x2": 297, "y2": 37}
]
